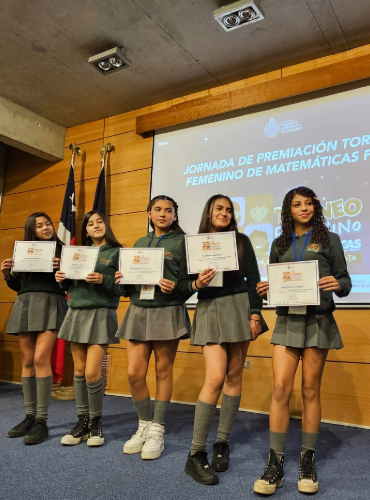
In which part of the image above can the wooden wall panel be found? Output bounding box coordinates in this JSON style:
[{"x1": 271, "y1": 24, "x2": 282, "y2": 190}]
[
  {"x1": 65, "y1": 119, "x2": 104, "y2": 147},
  {"x1": 4, "y1": 140, "x2": 103, "y2": 195},
  {"x1": 0, "y1": 186, "x2": 65, "y2": 230},
  {"x1": 0, "y1": 341, "x2": 21, "y2": 382},
  {"x1": 107, "y1": 348, "x2": 370, "y2": 426},
  {"x1": 0, "y1": 303, "x2": 16, "y2": 341},
  {"x1": 0, "y1": 227, "x2": 25, "y2": 301},
  {"x1": 108, "y1": 212, "x2": 148, "y2": 248},
  {"x1": 107, "y1": 168, "x2": 151, "y2": 215},
  {"x1": 105, "y1": 132, "x2": 153, "y2": 176}
]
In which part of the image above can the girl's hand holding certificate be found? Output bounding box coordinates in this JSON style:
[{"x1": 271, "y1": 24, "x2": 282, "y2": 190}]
[{"x1": 1, "y1": 258, "x2": 14, "y2": 281}]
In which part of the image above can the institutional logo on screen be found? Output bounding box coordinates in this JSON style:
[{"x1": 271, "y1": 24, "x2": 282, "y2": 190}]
[{"x1": 264, "y1": 119, "x2": 280, "y2": 138}]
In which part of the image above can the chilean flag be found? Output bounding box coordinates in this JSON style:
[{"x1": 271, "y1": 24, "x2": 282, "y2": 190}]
[
  {"x1": 92, "y1": 156, "x2": 105, "y2": 215},
  {"x1": 57, "y1": 164, "x2": 76, "y2": 245},
  {"x1": 51, "y1": 163, "x2": 76, "y2": 383}
]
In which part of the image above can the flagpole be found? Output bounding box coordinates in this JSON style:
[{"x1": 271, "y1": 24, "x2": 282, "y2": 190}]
[
  {"x1": 97, "y1": 142, "x2": 114, "y2": 390},
  {"x1": 52, "y1": 142, "x2": 81, "y2": 394},
  {"x1": 69, "y1": 142, "x2": 82, "y2": 167}
]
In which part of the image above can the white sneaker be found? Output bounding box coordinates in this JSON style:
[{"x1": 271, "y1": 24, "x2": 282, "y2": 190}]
[
  {"x1": 141, "y1": 423, "x2": 164, "y2": 460},
  {"x1": 123, "y1": 420, "x2": 152, "y2": 454}
]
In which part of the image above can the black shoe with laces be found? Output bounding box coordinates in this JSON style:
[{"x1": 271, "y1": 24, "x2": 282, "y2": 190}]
[
  {"x1": 254, "y1": 449, "x2": 284, "y2": 495},
  {"x1": 61, "y1": 414, "x2": 90, "y2": 445},
  {"x1": 212, "y1": 441, "x2": 229, "y2": 472},
  {"x1": 8, "y1": 414, "x2": 36, "y2": 438},
  {"x1": 185, "y1": 450, "x2": 219, "y2": 485},
  {"x1": 298, "y1": 450, "x2": 319, "y2": 493},
  {"x1": 87, "y1": 416, "x2": 104, "y2": 447},
  {"x1": 24, "y1": 418, "x2": 48, "y2": 445}
]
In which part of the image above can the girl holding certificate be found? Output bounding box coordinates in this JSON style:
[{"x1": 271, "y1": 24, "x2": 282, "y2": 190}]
[
  {"x1": 115, "y1": 195, "x2": 191, "y2": 460},
  {"x1": 1, "y1": 212, "x2": 67, "y2": 445},
  {"x1": 253, "y1": 186, "x2": 351, "y2": 495},
  {"x1": 178, "y1": 194, "x2": 263, "y2": 486},
  {"x1": 56, "y1": 211, "x2": 122, "y2": 447}
]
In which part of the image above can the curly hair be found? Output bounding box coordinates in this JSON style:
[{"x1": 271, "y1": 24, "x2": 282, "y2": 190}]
[{"x1": 275, "y1": 186, "x2": 330, "y2": 255}]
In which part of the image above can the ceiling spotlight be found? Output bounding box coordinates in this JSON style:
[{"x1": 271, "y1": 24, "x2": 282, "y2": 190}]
[
  {"x1": 214, "y1": 1, "x2": 264, "y2": 31},
  {"x1": 223, "y1": 14, "x2": 241, "y2": 28},
  {"x1": 88, "y1": 46, "x2": 131, "y2": 75},
  {"x1": 98, "y1": 60, "x2": 112, "y2": 72},
  {"x1": 109, "y1": 57, "x2": 123, "y2": 68},
  {"x1": 238, "y1": 7, "x2": 257, "y2": 21}
]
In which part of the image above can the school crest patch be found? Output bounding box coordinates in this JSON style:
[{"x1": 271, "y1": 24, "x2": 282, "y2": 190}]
[
  {"x1": 307, "y1": 244, "x2": 320, "y2": 252},
  {"x1": 164, "y1": 251, "x2": 173, "y2": 260},
  {"x1": 100, "y1": 258, "x2": 111, "y2": 264}
]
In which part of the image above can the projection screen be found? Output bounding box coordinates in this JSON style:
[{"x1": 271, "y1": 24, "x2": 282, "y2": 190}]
[{"x1": 151, "y1": 86, "x2": 370, "y2": 305}]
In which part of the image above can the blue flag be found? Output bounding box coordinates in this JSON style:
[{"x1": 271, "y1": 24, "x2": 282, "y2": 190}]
[{"x1": 92, "y1": 158, "x2": 106, "y2": 215}]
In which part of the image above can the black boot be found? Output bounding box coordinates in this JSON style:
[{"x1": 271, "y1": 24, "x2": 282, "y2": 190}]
[
  {"x1": 61, "y1": 414, "x2": 90, "y2": 445},
  {"x1": 185, "y1": 450, "x2": 219, "y2": 485},
  {"x1": 298, "y1": 450, "x2": 319, "y2": 493},
  {"x1": 254, "y1": 449, "x2": 284, "y2": 495},
  {"x1": 87, "y1": 416, "x2": 104, "y2": 447},
  {"x1": 212, "y1": 441, "x2": 229, "y2": 472},
  {"x1": 24, "y1": 418, "x2": 48, "y2": 445},
  {"x1": 8, "y1": 414, "x2": 36, "y2": 438}
]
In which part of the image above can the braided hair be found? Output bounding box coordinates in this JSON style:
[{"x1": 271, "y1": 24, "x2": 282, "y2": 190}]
[
  {"x1": 275, "y1": 186, "x2": 330, "y2": 255},
  {"x1": 147, "y1": 195, "x2": 185, "y2": 234}
]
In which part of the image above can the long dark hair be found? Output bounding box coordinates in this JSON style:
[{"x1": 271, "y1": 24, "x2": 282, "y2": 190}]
[
  {"x1": 24, "y1": 212, "x2": 63, "y2": 257},
  {"x1": 198, "y1": 194, "x2": 243, "y2": 276},
  {"x1": 81, "y1": 211, "x2": 122, "y2": 247},
  {"x1": 147, "y1": 195, "x2": 185, "y2": 234},
  {"x1": 276, "y1": 186, "x2": 330, "y2": 255}
]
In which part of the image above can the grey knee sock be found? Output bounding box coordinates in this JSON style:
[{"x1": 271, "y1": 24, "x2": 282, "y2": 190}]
[
  {"x1": 302, "y1": 431, "x2": 319, "y2": 452},
  {"x1": 153, "y1": 400, "x2": 170, "y2": 425},
  {"x1": 74, "y1": 375, "x2": 89, "y2": 416},
  {"x1": 270, "y1": 430, "x2": 288, "y2": 458},
  {"x1": 86, "y1": 379, "x2": 104, "y2": 419},
  {"x1": 22, "y1": 375, "x2": 37, "y2": 416},
  {"x1": 216, "y1": 393, "x2": 241, "y2": 443},
  {"x1": 133, "y1": 396, "x2": 152, "y2": 422},
  {"x1": 36, "y1": 375, "x2": 53, "y2": 421},
  {"x1": 190, "y1": 399, "x2": 217, "y2": 455}
]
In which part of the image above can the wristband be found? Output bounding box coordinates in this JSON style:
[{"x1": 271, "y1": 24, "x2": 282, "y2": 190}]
[{"x1": 193, "y1": 280, "x2": 200, "y2": 291}]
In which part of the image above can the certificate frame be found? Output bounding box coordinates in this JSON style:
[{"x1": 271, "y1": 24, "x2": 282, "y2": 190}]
[
  {"x1": 60, "y1": 245, "x2": 99, "y2": 280},
  {"x1": 119, "y1": 247, "x2": 164, "y2": 285},
  {"x1": 12, "y1": 240, "x2": 56, "y2": 273},
  {"x1": 267, "y1": 260, "x2": 320, "y2": 307},
  {"x1": 185, "y1": 231, "x2": 239, "y2": 274}
]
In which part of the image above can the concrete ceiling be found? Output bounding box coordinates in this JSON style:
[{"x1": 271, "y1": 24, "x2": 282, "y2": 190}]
[{"x1": 0, "y1": 0, "x2": 370, "y2": 128}]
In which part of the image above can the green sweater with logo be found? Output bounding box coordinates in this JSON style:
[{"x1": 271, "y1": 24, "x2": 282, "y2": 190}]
[
  {"x1": 119, "y1": 231, "x2": 193, "y2": 308},
  {"x1": 270, "y1": 231, "x2": 352, "y2": 315},
  {"x1": 6, "y1": 270, "x2": 65, "y2": 296},
  {"x1": 59, "y1": 244, "x2": 121, "y2": 309}
]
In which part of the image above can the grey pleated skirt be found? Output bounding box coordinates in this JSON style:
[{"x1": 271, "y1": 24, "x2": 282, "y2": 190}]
[
  {"x1": 191, "y1": 292, "x2": 254, "y2": 346},
  {"x1": 58, "y1": 308, "x2": 120, "y2": 345},
  {"x1": 116, "y1": 304, "x2": 191, "y2": 342},
  {"x1": 6, "y1": 292, "x2": 68, "y2": 336},
  {"x1": 270, "y1": 313, "x2": 343, "y2": 350}
]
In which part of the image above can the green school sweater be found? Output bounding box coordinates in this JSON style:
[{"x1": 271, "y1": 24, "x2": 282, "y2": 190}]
[
  {"x1": 60, "y1": 244, "x2": 121, "y2": 309},
  {"x1": 119, "y1": 231, "x2": 193, "y2": 308},
  {"x1": 270, "y1": 231, "x2": 352, "y2": 315},
  {"x1": 177, "y1": 232, "x2": 263, "y2": 315},
  {"x1": 6, "y1": 270, "x2": 65, "y2": 296}
]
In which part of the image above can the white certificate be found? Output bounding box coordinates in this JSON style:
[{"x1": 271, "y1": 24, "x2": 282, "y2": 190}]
[
  {"x1": 185, "y1": 232, "x2": 239, "y2": 274},
  {"x1": 267, "y1": 261, "x2": 320, "y2": 307},
  {"x1": 119, "y1": 248, "x2": 164, "y2": 285},
  {"x1": 12, "y1": 241, "x2": 56, "y2": 273},
  {"x1": 60, "y1": 246, "x2": 99, "y2": 280}
]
